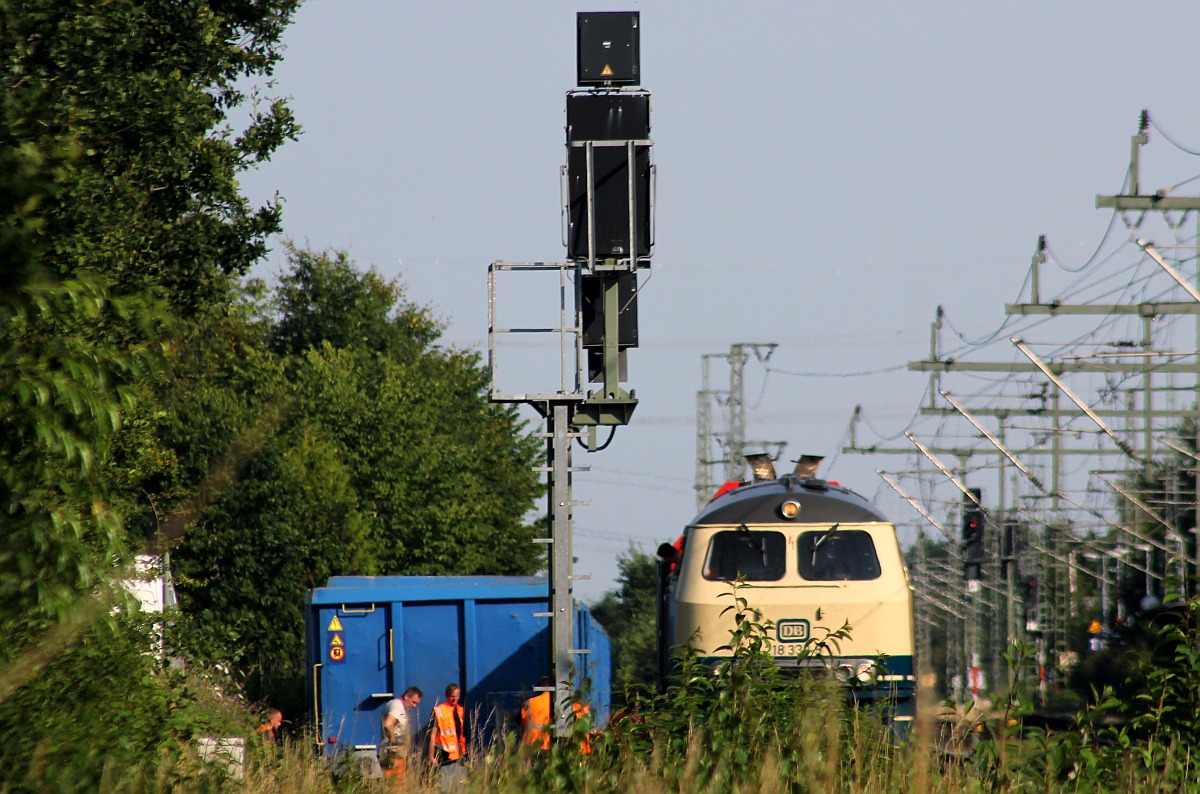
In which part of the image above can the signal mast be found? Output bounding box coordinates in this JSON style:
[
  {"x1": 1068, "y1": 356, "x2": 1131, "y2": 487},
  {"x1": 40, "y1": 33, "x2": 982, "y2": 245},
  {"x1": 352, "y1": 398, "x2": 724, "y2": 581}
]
[{"x1": 487, "y1": 11, "x2": 654, "y2": 736}]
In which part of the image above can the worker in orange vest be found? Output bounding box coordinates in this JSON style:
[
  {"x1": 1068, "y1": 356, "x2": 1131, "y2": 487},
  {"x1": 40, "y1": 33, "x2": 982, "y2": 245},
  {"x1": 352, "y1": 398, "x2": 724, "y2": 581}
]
[
  {"x1": 520, "y1": 676, "x2": 553, "y2": 750},
  {"x1": 428, "y1": 683, "x2": 466, "y2": 788},
  {"x1": 571, "y1": 695, "x2": 593, "y2": 755},
  {"x1": 256, "y1": 707, "x2": 282, "y2": 747}
]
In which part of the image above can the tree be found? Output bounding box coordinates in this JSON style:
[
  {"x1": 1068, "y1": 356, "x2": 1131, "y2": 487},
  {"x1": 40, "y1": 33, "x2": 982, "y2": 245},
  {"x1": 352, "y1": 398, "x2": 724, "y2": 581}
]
[
  {"x1": 2, "y1": 0, "x2": 300, "y2": 313},
  {"x1": 592, "y1": 547, "x2": 660, "y2": 693},
  {"x1": 270, "y1": 244, "x2": 440, "y2": 358},
  {"x1": 0, "y1": 2, "x2": 302, "y2": 787},
  {"x1": 162, "y1": 247, "x2": 544, "y2": 709},
  {"x1": 0, "y1": 272, "x2": 161, "y2": 633},
  {"x1": 0, "y1": 615, "x2": 247, "y2": 789},
  {"x1": 0, "y1": 0, "x2": 302, "y2": 634}
]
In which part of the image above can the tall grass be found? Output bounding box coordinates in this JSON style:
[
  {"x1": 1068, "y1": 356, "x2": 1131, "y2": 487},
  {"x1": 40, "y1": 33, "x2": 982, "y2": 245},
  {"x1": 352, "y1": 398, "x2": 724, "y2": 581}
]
[{"x1": 19, "y1": 588, "x2": 1200, "y2": 792}]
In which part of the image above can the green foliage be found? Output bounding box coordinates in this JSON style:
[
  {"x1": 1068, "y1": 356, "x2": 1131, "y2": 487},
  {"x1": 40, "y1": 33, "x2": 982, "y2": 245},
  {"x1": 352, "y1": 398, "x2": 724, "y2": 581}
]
[
  {"x1": 270, "y1": 243, "x2": 441, "y2": 357},
  {"x1": 623, "y1": 585, "x2": 856, "y2": 792},
  {"x1": 0, "y1": 52, "x2": 152, "y2": 634},
  {"x1": 0, "y1": 272, "x2": 165, "y2": 632},
  {"x1": 1057, "y1": 594, "x2": 1200, "y2": 788},
  {"x1": 0, "y1": 2, "x2": 302, "y2": 789},
  {"x1": 0, "y1": 613, "x2": 251, "y2": 792},
  {"x1": 133, "y1": 594, "x2": 1200, "y2": 793},
  {"x1": 590, "y1": 547, "x2": 659, "y2": 694},
  {"x1": 944, "y1": 613, "x2": 1200, "y2": 792},
  {"x1": 470, "y1": 583, "x2": 913, "y2": 793},
  {"x1": 2, "y1": 0, "x2": 300, "y2": 313},
  {"x1": 2, "y1": 0, "x2": 302, "y2": 634},
  {"x1": 153, "y1": 247, "x2": 543, "y2": 712},
  {"x1": 1127, "y1": 596, "x2": 1200, "y2": 743},
  {"x1": 285, "y1": 339, "x2": 542, "y2": 575}
]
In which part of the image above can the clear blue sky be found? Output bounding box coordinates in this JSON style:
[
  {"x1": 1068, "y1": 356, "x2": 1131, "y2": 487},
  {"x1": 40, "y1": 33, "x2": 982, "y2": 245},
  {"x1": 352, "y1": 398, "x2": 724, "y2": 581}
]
[{"x1": 240, "y1": 2, "x2": 1200, "y2": 599}]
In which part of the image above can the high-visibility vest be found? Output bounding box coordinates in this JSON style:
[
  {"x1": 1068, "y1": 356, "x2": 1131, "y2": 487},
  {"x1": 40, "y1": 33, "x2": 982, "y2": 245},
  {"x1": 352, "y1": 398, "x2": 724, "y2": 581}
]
[
  {"x1": 432, "y1": 701, "x2": 465, "y2": 761},
  {"x1": 256, "y1": 722, "x2": 276, "y2": 746},
  {"x1": 572, "y1": 703, "x2": 593, "y2": 754},
  {"x1": 520, "y1": 692, "x2": 552, "y2": 749}
]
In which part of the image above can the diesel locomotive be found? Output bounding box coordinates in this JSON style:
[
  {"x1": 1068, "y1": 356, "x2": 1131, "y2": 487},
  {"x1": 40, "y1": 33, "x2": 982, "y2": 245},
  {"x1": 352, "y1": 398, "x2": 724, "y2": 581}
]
[{"x1": 656, "y1": 456, "x2": 916, "y2": 727}]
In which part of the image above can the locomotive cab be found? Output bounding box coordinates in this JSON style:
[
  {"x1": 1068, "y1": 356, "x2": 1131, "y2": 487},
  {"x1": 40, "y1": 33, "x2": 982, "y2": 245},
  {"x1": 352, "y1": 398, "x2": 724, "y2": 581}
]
[{"x1": 658, "y1": 471, "x2": 916, "y2": 727}]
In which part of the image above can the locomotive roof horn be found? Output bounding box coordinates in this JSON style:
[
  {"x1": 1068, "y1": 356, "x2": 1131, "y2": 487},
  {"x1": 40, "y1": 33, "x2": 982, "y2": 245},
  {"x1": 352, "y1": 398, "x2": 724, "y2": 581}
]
[
  {"x1": 793, "y1": 455, "x2": 824, "y2": 479},
  {"x1": 744, "y1": 453, "x2": 777, "y2": 481}
]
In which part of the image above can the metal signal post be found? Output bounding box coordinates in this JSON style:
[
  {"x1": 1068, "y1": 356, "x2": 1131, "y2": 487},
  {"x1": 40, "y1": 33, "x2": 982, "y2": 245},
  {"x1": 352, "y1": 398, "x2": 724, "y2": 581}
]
[{"x1": 488, "y1": 11, "x2": 654, "y2": 737}]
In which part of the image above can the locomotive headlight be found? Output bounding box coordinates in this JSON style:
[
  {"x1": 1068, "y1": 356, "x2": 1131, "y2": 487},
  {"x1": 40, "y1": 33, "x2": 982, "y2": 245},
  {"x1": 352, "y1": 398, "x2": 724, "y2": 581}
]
[
  {"x1": 833, "y1": 659, "x2": 876, "y2": 684},
  {"x1": 779, "y1": 500, "x2": 801, "y2": 520}
]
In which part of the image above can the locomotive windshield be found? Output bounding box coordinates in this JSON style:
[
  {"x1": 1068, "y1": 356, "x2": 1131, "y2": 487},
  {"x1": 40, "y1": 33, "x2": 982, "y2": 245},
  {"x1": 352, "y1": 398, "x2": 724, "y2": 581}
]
[
  {"x1": 797, "y1": 530, "x2": 881, "y2": 580},
  {"x1": 702, "y1": 530, "x2": 786, "y2": 581}
]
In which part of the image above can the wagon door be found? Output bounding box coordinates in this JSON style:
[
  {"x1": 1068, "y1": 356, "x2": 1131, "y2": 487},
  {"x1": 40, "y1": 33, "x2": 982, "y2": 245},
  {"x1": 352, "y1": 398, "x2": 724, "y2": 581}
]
[{"x1": 314, "y1": 603, "x2": 390, "y2": 752}]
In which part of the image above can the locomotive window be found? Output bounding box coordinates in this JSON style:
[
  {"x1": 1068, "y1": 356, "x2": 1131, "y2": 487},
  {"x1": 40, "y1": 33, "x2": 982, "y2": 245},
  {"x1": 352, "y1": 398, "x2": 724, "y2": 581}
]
[
  {"x1": 703, "y1": 531, "x2": 786, "y2": 581},
  {"x1": 797, "y1": 530, "x2": 881, "y2": 581}
]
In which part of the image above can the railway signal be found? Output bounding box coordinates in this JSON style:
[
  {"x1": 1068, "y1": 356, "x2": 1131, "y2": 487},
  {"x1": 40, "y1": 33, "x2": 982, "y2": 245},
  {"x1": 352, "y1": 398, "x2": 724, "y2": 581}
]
[
  {"x1": 1000, "y1": 518, "x2": 1019, "y2": 576},
  {"x1": 487, "y1": 10, "x2": 655, "y2": 738},
  {"x1": 961, "y1": 488, "x2": 987, "y2": 581},
  {"x1": 567, "y1": 11, "x2": 653, "y2": 428},
  {"x1": 1021, "y1": 576, "x2": 1040, "y2": 632}
]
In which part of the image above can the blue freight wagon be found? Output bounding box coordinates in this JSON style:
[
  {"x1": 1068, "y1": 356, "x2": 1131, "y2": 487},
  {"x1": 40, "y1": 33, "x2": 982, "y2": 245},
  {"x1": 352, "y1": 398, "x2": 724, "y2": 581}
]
[{"x1": 305, "y1": 576, "x2": 612, "y2": 758}]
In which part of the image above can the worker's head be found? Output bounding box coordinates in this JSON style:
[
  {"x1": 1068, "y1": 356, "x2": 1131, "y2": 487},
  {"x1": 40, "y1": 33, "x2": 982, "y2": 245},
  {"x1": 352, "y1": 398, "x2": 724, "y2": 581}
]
[
  {"x1": 445, "y1": 683, "x2": 461, "y2": 703},
  {"x1": 266, "y1": 708, "x2": 282, "y2": 729},
  {"x1": 538, "y1": 675, "x2": 552, "y2": 688},
  {"x1": 403, "y1": 686, "x2": 423, "y2": 708}
]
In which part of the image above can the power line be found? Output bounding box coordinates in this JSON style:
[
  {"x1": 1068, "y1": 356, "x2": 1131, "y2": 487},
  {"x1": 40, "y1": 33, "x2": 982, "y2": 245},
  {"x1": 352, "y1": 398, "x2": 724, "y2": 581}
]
[
  {"x1": 767, "y1": 363, "x2": 907, "y2": 378},
  {"x1": 1148, "y1": 113, "x2": 1200, "y2": 157}
]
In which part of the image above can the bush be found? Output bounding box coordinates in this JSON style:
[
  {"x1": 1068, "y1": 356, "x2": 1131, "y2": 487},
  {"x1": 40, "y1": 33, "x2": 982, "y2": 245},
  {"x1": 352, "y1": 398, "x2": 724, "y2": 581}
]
[{"x1": 0, "y1": 612, "x2": 254, "y2": 792}]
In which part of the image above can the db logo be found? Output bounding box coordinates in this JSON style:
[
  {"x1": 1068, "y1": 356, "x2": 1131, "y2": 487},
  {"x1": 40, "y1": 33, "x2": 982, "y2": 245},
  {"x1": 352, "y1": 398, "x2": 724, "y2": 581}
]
[
  {"x1": 776, "y1": 619, "x2": 810, "y2": 642},
  {"x1": 329, "y1": 646, "x2": 345, "y2": 662}
]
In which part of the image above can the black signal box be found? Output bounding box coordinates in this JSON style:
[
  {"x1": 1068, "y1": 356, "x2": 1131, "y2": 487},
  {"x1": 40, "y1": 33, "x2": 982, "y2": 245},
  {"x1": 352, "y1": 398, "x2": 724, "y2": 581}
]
[
  {"x1": 577, "y1": 12, "x2": 640, "y2": 86},
  {"x1": 580, "y1": 272, "x2": 638, "y2": 349},
  {"x1": 566, "y1": 145, "x2": 652, "y2": 260},
  {"x1": 566, "y1": 91, "x2": 652, "y2": 260},
  {"x1": 567, "y1": 92, "x2": 650, "y2": 141}
]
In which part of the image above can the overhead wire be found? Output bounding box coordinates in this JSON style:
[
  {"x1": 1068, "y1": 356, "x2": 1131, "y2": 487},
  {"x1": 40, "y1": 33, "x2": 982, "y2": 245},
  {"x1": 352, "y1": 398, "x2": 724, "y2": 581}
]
[
  {"x1": 853, "y1": 410, "x2": 899, "y2": 446},
  {"x1": 860, "y1": 154, "x2": 1200, "y2": 543},
  {"x1": 750, "y1": 365, "x2": 771, "y2": 409},
  {"x1": 932, "y1": 249, "x2": 1176, "y2": 408},
  {"x1": 929, "y1": 262, "x2": 1038, "y2": 351},
  {"x1": 1149, "y1": 114, "x2": 1200, "y2": 157},
  {"x1": 811, "y1": 224, "x2": 1187, "y2": 480},
  {"x1": 1044, "y1": 208, "x2": 1124, "y2": 276},
  {"x1": 767, "y1": 363, "x2": 908, "y2": 378},
  {"x1": 930, "y1": 252, "x2": 1148, "y2": 359},
  {"x1": 894, "y1": 249, "x2": 1191, "y2": 535}
]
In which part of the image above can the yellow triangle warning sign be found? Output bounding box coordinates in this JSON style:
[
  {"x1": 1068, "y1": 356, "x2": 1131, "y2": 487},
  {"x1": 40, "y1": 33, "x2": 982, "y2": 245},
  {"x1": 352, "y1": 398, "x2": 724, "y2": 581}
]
[
  {"x1": 601, "y1": 65, "x2": 613, "y2": 77},
  {"x1": 330, "y1": 633, "x2": 344, "y2": 647},
  {"x1": 327, "y1": 615, "x2": 343, "y2": 632}
]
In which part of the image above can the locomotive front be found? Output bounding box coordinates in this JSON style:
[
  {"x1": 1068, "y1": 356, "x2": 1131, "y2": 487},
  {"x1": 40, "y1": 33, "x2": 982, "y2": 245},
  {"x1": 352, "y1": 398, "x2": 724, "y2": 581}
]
[{"x1": 658, "y1": 470, "x2": 916, "y2": 727}]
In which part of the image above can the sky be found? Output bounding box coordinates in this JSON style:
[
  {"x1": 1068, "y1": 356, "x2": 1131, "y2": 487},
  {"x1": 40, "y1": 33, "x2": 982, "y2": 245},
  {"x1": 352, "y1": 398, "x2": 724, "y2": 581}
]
[{"x1": 239, "y1": 2, "x2": 1200, "y2": 600}]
